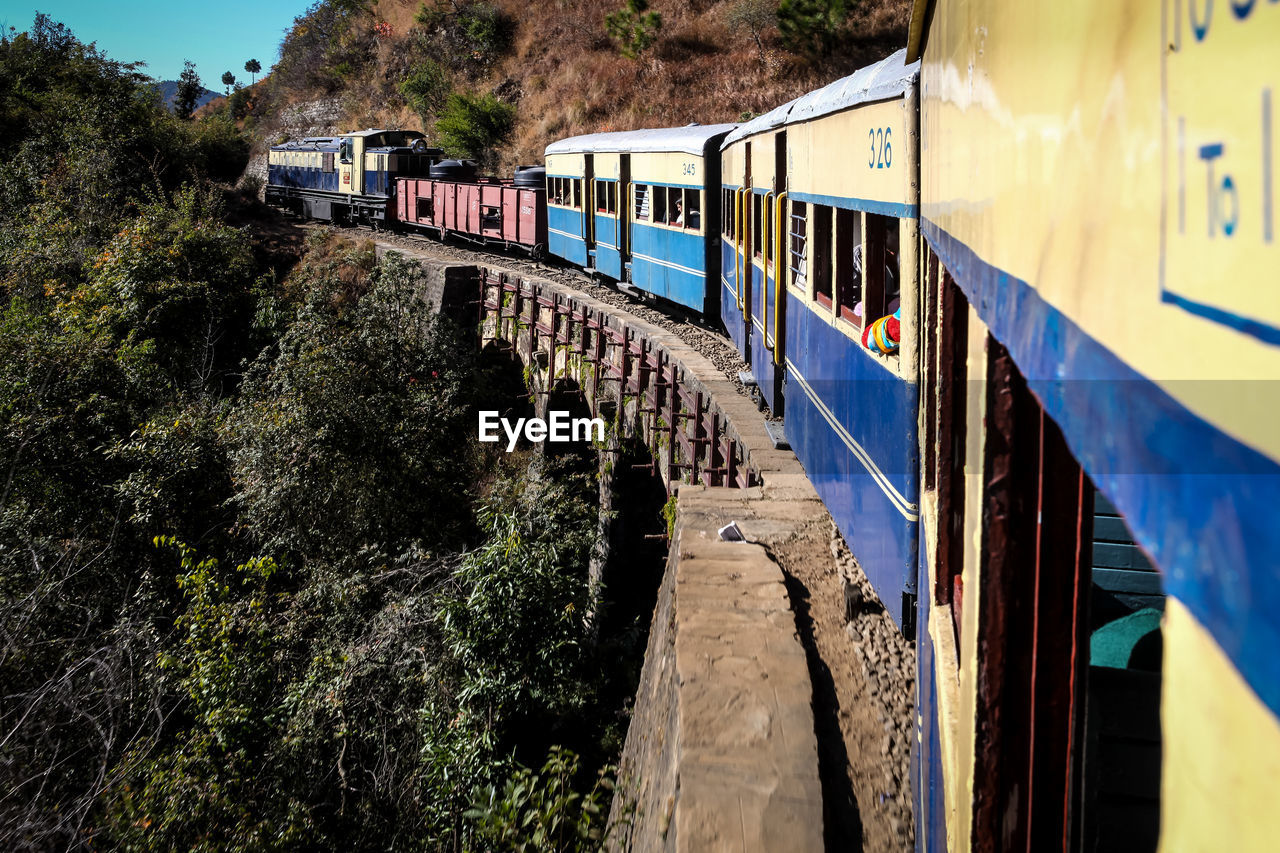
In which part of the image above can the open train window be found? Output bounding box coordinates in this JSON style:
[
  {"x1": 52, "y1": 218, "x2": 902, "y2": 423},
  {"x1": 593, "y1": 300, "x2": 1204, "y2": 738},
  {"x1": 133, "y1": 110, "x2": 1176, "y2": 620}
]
[
  {"x1": 416, "y1": 197, "x2": 434, "y2": 220},
  {"x1": 339, "y1": 139, "x2": 352, "y2": 164},
  {"x1": 663, "y1": 186, "x2": 680, "y2": 225},
  {"x1": 752, "y1": 194, "x2": 763, "y2": 258},
  {"x1": 812, "y1": 205, "x2": 832, "y2": 307},
  {"x1": 653, "y1": 186, "x2": 668, "y2": 224},
  {"x1": 682, "y1": 189, "x2": 700, "y2": 230},
  {"x1": 863, "y1": 214, "x2": 899, "y2": 325},
  {"x1": 835, "y1": 209, "x2": 862, "y2": 325},
  {"x1": 596, "y1": 180, "x2": 617, "y2": 214},
  {"x1": 635, "y1": 184, "x2": 650, "y2": 220},
  {"x1": 723, "y1": 189, "x2": 735, "y2": 238},
  {"x1": 572, "y1": 179, "x2": 582, "y2": 210}
]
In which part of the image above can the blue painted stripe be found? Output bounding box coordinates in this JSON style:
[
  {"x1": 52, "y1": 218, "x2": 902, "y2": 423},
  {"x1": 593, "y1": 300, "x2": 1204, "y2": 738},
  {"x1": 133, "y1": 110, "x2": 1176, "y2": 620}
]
[
  {"x1": 1159, "y1": 290, "x2": 1280, "y2": 347},
  {"x1": 632, "y1": 252, "x2": 704, "y2": 278},
  {"x1": 922, "y1": 217, "x2": 1280, "y2": 718},
  {"x1": 785, "y1": 357, "x2": 919, "y2": 520},
  {"x1": 790, "y1": 190, "x2": 918, "y2": 219}
]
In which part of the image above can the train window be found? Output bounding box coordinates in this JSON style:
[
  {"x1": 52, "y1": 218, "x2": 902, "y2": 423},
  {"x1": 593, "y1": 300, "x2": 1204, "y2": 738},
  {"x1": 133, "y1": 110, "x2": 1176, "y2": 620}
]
[
  {"x1": 572, "y1": 179, "x2": 582, "y2": 210},
  {"x1": 722, "y1": 189, "x2": 735, "y2": 238},
  {"x1": 789, "y1": 202, "x2": 807, "y2": 291},
  {"x1": 596, "y1": 181, "x2": 609, "y2": 213},
  {"x1": 835, "y1": 209, "x2": 862, "y2": 325},
  {"x1": 607, "y1": 182, "x2": 617, "y2": 214},
  {"x1": 812, "y1": 205, "x2": 832, "y2": 307},
  {"x1": 764, "y1": 195, "x2": 774, "y2": 267},
  {"x1": 635, "y1": 184, "x2": 650, "y2": 220},
  {"x1": 666, "y1": 187, "x2": 684, "y2": 226},
  {"x1": 862, "y1": 213, "x2": 899, "y2": 325},
  {"x1": 416, "y1": 197, "x2": 434, "y2": 220},
  {"x1": 339, "y1": 139, "x2": 352, "y2": 164},
  {"x1": 752, "y1": 194, "x2": 763, "y2": 258},
  {"x1": 322, "y1": 153, "x2": 335, "y2": 173},
  {"x1": 653, "y1": 186, "x2": 668, "y2": 224},
  {"x1": 683, "y1": 189, "x2": 700, "y2": 231}
]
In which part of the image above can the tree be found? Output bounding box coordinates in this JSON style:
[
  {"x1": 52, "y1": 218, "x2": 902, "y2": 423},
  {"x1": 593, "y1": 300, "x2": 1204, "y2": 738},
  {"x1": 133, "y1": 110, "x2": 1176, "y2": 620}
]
[
  {"x1": 244, "y1": 57, "x2": 260, "y2": 84},
  {"x1": 777, "y1": 0, "x2": 857, "y2": 59},
  {"x1": 605, "y1": 0, "x2": 662, "y2": 60},
  {"x1": 399, "y1": 59, "x2": 451, "y2": 125},
  {"x1": 434, "y1": 92, "x2": 515, "y2": 168},
  {"x1": 175, "y1": 59, "x2": 201, "y2": 119},
  {"x1": 727, "y1": 0, "x2": 776, "y2": 64},
  {"x1": 220, "y1": 70, "x2": 235, "y2": 94}
]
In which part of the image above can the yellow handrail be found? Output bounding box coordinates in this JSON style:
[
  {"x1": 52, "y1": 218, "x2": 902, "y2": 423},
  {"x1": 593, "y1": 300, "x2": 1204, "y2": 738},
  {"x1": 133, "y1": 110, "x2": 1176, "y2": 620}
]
[
  {"x1": 762, "y1": 191, "x2": 773, "y2": 352},
  {"x1": 773, "y1": 192, "x2": 787, "y2": 366},
  {"x1": 735, "y1": 188, "x2": 745, "y2": 311}
]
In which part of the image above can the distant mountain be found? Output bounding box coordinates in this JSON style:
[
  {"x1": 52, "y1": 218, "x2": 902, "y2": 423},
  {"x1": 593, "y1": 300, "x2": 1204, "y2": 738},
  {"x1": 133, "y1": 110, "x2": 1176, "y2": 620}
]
[{"x1": 154, "y1": 80, "x2": 220, "y2": 112}]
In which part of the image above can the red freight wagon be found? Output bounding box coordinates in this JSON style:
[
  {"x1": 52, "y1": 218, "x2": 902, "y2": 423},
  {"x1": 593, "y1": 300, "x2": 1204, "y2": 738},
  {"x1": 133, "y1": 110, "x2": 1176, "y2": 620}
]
[{"x1": 396, "y1": 161, "x2": 547, "y2": 258}]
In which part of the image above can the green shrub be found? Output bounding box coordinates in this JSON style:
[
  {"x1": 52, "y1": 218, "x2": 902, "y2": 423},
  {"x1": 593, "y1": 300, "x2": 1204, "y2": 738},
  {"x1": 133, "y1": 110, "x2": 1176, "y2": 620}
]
[
  {"x1": 605, "y1": 0, "x2": 662, "y2": 60},
  {"x1": 400, "y1": 58, "x2": 452, "y2": 124},
  {"x1": 777, "y1": 0, "x2": 858, "y2": 59},
  {"x1": 434, "y1": 91, "x2": 516, "y2": 166},
  {"x1": 467, "y1": 746, "x2": 616, "y2": 852}
]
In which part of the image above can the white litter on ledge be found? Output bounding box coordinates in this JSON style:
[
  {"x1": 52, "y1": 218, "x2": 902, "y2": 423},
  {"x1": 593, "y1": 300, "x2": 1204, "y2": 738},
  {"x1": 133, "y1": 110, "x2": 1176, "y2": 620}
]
[{"x1": 718, "y1": 521, "x2": 746, "y2": 542}]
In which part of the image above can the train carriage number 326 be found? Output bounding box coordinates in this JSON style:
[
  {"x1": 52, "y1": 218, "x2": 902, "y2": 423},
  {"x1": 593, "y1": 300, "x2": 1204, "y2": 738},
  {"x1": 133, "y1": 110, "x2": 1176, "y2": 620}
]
[{"x1": 869, "y1": 128, "x2": 892, "y2": 170}]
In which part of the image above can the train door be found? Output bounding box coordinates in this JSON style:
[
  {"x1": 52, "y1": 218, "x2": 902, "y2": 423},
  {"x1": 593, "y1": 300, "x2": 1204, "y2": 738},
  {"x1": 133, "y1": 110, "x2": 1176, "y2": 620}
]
[
  {"x1": 583, "y1": 154, "x2": 596, "y2": 266},
  {"x1": 741, "y1": 143, "x2": 754, "y2": 351},
  {"x1": 619, "y1": 153, "x2": 631, "y2": 268},
  {"x1": 918, "y1": 265, "x2": 1165, "y2": 851},
  {"x1": 768, "y1": 131, "x2": 787, "y2": 415},
  {"x1": 338, "y1": 135, "x2": 365, "y2": 198}
]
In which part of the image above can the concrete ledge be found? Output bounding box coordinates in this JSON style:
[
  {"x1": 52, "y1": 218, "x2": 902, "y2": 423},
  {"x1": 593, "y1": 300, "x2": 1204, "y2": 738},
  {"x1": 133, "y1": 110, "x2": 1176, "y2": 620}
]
[{"x1": 611, "y1": 487, "x2": 825, "y2": 853}]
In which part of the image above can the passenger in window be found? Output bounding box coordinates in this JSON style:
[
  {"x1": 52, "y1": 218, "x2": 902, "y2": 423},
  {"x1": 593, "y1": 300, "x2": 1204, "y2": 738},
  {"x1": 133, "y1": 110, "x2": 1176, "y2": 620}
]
[
  {"x1": 851, "y1": 225, "x2": 900, "y2": 319},
  {"x1": 672, "y1": 197, "x2": 683, "y2": 227}
]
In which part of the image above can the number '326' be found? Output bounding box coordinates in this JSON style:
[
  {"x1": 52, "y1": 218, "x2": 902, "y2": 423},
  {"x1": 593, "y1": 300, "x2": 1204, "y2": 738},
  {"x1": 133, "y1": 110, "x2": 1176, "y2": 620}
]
[{"x1": 868, "y1": 128, "x2": 892, "y2": 169}]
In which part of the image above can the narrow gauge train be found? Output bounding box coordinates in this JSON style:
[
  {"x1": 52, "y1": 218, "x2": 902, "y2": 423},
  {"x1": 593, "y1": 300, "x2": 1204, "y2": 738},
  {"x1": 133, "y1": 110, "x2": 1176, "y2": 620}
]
[
  {"x1": 266, "y1": 131, "x2": 548, "y2": 255},
  {"x1": 265, "y1": 13, "x2": 1280, "y2": 845}
]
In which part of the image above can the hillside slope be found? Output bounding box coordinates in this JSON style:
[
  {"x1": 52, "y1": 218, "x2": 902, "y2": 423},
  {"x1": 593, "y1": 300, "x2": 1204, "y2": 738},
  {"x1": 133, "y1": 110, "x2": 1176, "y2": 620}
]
[{"x1": 246, "y1": 0, "x2": 910, "y2": 172}]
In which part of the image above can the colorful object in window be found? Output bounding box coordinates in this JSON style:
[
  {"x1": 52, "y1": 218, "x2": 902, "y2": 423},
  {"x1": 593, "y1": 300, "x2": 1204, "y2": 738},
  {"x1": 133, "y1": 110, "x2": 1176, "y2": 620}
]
[{"x1": 862, "y1": 308, "x2": 901, "y2": 354}]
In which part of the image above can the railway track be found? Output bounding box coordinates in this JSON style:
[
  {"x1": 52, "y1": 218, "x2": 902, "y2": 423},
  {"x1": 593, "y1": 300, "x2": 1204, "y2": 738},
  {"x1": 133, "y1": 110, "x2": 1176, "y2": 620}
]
[{"x1": 333, "y1": 223, "x2": 759, "y2": 403}]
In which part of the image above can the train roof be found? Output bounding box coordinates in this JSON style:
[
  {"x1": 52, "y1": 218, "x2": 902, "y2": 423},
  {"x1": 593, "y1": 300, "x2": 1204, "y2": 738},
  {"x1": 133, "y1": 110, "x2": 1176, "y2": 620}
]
[
  {"x1": 545, "y1": 124, "x2": 738, "y2": 157},
  {"x1": 270, "y1": 129, "x2": 427, "y2": 152},
  {"x1": 723, "y1": 48, "x2": 919, "y2": 147}
]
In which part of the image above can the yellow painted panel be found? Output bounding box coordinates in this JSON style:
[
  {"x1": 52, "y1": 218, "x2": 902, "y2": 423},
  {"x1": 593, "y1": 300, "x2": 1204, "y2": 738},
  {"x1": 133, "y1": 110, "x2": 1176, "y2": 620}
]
[
  {"x1": 595, "y1": 152, "x2": 620, "y2": 180},
  {"x1": 1160, "y1": 597, "x2": 1280, "y2": 852},
  {"x1": 920, "y1": 1, "x2": 1280, "y2": 461},
  {"x1": 546, "y1": 152, "x2": 585, "y2": 178},
  {"x1": 751, "y1": 132, "x2": 778, "y2": 194},
  {"x1": 790, "y1": 99, "x2": 913, "y2": 207},
  {"x1": 630, "y1": 150, "x2": 706, "y2": 186},
  {"x1": 723, "y1": 142, "x2": 745, "y2": 187}
]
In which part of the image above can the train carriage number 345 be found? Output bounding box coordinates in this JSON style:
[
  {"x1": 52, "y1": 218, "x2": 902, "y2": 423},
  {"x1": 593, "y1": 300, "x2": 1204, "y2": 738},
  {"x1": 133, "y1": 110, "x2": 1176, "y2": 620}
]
[{"x1": 870, "y1": 127, "x2": 892, "y2": 170}]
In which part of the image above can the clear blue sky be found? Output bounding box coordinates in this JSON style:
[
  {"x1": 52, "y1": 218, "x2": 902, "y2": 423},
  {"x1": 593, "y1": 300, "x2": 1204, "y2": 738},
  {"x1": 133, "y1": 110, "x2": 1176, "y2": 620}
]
[{"x1": 0, "y1": 1, "x2": 315, "y2": 87}]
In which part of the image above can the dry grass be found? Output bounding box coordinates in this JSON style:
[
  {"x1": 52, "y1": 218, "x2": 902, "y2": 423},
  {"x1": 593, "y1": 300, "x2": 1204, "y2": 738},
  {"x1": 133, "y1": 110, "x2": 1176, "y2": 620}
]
[{"x1": 263, "y1": 0, "x2": 911, "y2": 172}]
